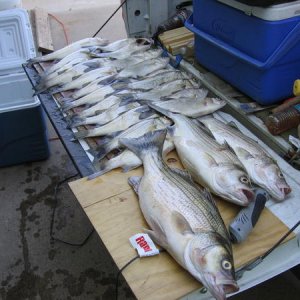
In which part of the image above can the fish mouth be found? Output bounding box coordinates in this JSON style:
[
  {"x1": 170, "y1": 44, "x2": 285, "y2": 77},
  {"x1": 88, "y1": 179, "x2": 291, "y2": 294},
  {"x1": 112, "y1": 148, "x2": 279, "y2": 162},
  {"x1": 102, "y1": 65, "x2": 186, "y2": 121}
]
[
  {"x1": 136, "y1": 38, "x2": 152, "y2": 46},
  {"x1": 271, "y1": 184, "x2": 291, "y2": 201},
  {"x1": 220, "y1": 282, "x2": 239, "y2": 297},
  {"x1": 203, "y1": 273, "x2": 239, "y2": 300},
  {"x1": 241, "y1": 189, "x2": 255, "y2": 202},
  {"x1": 281, "y1": 186, "x2": 291, "y2": 196},
  {"x1": 227, "y1": 188, "x2": 254, "y2": 206}
]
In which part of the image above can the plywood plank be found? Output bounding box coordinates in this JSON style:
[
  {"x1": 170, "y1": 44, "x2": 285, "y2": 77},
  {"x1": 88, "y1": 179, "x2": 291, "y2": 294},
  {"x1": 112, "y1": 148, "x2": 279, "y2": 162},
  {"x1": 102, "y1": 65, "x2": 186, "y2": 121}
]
[
  {"x1": 34, "y1": 8, "x2": 54, "y2": 53},
  {"x1": 69, "y1": 151, "x2": 294, "y2": 300}
]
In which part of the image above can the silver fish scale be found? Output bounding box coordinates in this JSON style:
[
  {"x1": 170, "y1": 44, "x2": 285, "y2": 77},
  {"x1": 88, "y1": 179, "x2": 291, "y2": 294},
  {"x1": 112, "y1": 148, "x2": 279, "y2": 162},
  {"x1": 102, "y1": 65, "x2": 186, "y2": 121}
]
[
  {"x1": 128, "y1": 71, "x2": 184, "y2": 90},
  {"x1": 177, "y1": 116, "x2": 242, "y2": 167},
  {"x1": 207, "y1": 119, "x2": 269, "y2": 157},
  {"x1": 102, "y1": 118, "x2": 161, "y2": 153},
  {"x1": 146, "y1": 155, "x2": 230, "y2": 242}
]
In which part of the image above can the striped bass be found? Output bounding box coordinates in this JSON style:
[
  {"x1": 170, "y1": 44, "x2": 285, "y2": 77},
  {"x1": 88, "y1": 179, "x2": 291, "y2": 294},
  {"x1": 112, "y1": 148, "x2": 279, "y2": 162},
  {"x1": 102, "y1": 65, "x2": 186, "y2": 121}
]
[
  {"x1": 92, "y1": 117, "x2": 171, "y2": 160},
  {"x1": 73, "y1": 106, "x2": 157, "y2": 139},
  {"x1": 148, "y1": 105, "x2": 253, "y2": 206},
  {"x1": 90, "y1": 43, "x2": 151, "y2": 60},
  {"x1": 88, "y1": 137, "x2": 174, "y2": 180},
  {"x1": 152, "y1": 96, "x2": 226, "y2": 118},
  {"x1": 117, "y1": 57, "x2": 170, "y2": 79},
  {"x1": 135, "y1": 79, "x2": 196, "y2": 101},
  {"x1": 201, "y1": 117, "x2": 291, "y2": 201},
  {"x1": 61, "y1": 85, "x2": 117, "y2": 112},
  {"x1": 68, "y1": 102, "x2": 141, "y2": 128},
  {"x1": 28, "y1": 37, "x2": 108, "y2": 64},
  {"x1": 43, "y1": 50, "x2": 91, "y2": 76},
  {"x1": 120, "y1": 130, "x2": 239, "y2": 300},
  {"x1": 69, "y1": 95, "x2": 122, "y2": 118},
  {"x1": 50, "y1": 67, "x2": 116, "y2": 94},
  {"x1": 125, "y1": 70, "x2": 186, "y2": 91}
]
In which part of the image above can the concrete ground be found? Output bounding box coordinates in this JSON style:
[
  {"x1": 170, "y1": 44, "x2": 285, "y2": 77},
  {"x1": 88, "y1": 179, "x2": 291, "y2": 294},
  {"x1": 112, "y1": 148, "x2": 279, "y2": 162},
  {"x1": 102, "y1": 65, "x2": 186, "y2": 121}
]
[{"x1": 1, "y1": 0, "x2": 299, "y2": 299}]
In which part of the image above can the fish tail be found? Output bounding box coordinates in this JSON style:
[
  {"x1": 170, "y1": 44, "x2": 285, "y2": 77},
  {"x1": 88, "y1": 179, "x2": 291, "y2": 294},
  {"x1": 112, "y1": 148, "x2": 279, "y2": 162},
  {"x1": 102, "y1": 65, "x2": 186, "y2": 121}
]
[
  {"x1": 67, "y1": 116, "x2": 86, "y2": 128},
  {"x1": 111, "y1": 82, "x2": 127, "y2": 91},
  {"x1": 49, "y1": 86, "x2": 64, "y2": 94},
  {"x1": 94, "y1": 142, "x2": 112, "y2": 160},
  {"x1": 87, "y1": 148, "x2": 99, "y2": 157},
  {"x1": 61, "y1": 99, "x2": 75, "y2": 112},
  {"x1": 88, "y1": 159, "x2": 114, "y2": 180},
  {"x1": 27, "y1": 57, "x2": 42, "y2": 66},
  {"x1": 120, "y1": 129, "x2": 167, "y2": 160},
  {"x1": 34, "y1": 82, "x2": 47, "y2": 93},
  {"x1": 73, "y1": 129, "x2": 89, "y2": 140}
]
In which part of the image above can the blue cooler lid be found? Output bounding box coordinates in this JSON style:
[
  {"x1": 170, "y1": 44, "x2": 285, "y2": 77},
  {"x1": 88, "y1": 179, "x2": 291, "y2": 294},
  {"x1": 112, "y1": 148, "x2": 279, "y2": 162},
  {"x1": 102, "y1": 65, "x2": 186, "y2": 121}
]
[
  {"x1": 0, "y1": 8, "x2": 36, "y2": 76},
  {"x1": 218, "y1": 0, "x2": 300, "y2": 20}
]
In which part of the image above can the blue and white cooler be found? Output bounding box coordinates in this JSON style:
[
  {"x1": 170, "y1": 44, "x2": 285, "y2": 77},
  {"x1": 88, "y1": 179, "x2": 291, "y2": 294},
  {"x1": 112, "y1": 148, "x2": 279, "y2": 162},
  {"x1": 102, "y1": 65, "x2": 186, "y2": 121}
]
[
  {"x1": 186, "y1": 0, "x2": 300, "y2": 104},
  {"x1": 0, "y1": 8, "x2": 49, "y2": 167}
]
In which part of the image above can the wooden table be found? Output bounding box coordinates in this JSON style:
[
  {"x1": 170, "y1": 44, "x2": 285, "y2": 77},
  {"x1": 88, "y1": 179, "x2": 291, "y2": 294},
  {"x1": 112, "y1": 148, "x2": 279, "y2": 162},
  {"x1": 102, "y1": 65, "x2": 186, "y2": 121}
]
[{"x1": 69, "y1": 151, "x2": 294, "y2": 300}]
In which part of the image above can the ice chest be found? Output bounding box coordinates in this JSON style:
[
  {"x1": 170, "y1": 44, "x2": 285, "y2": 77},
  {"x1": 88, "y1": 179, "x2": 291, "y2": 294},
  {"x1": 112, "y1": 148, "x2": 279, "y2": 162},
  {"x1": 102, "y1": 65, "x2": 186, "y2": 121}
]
[
  {"x1": 0, "y1": 8, "x2": 49, "y2": 167},
  {"x1": 185, "y1": 0, "x2": 300, "y2": 104}
]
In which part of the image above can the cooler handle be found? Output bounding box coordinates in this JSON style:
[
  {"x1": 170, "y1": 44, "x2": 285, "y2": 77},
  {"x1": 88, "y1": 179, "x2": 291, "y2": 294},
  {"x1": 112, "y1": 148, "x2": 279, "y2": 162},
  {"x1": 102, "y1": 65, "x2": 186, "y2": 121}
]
[{"x1": 185, "y1": 15, "x2": 300, "y2": 70}]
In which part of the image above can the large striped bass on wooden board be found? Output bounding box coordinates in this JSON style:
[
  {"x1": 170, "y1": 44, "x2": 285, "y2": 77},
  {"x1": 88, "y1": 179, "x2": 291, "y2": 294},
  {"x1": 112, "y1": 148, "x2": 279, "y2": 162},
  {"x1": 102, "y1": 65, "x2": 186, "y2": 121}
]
[{"x1": 120, "y1": 130, "x2": 239, "y2": 300}]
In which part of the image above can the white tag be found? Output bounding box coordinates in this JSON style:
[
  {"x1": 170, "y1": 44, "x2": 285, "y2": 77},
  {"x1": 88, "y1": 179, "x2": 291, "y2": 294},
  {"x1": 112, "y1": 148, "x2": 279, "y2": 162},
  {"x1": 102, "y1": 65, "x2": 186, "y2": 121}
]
[{"x1": 129, "y1": 233, "x2": 160, "y2": 257}]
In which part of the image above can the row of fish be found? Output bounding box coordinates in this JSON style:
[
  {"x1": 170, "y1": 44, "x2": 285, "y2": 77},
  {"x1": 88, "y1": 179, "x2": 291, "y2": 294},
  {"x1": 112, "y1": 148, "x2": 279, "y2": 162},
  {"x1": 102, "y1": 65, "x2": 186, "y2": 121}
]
[
  {"x1": 29, "y1": 37, "x2": 291, "y2": 204},
  {"x1": 28, "y1": 37, "x2": 291, "y2": 300}
]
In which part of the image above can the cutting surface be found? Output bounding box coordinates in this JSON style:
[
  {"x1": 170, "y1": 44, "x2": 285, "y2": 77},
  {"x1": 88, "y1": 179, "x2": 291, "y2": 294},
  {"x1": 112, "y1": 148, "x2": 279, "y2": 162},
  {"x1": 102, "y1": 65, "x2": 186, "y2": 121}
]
[{"x1": 69, "y1": 151, "x2": 294, "y2": 300}]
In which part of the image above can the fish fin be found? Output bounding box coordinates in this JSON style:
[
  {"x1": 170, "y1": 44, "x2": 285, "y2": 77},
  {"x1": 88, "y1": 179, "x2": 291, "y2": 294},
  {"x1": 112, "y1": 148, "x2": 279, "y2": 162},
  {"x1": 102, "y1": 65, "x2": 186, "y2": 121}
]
[
  {"x1": 235, "y1": 147, "x2": 254, "y2": 160},
  {"x1": 73, "y1": 130, "x2": 89, "y2": 140},
  {"x1": 166, "y1": 125, "x2": 176, "y2": 137},
  {"x1": 145, "y1": 217, "x2": 168, "y2": 248},
  {"x1": 128, "y1": 176, "x2": 142, "y2": 194},
  {"x1": 57, "y1": 69, "x2": 67, "y2": 75},
  {"x1": 139, "y1": 109, "x2": 155, "y2": 120},
  {"x1": 227, "y1": 121, "x2": 240, "y2": 130},
  {"x1": 172, "y1": 211, "x2": 194, "y2": 236},
  {"x1": 83, "y1": 61, "x2": 101, "y2": 69},
  {"x1": 72, "y1": 75, "x2": 82, "y2": 80},
  {"x1": 117, "y1": 92, "x2": 135, "y2": 102},
  {"x1": 148, "y1": 102, "x2": 174, "y2": 119},
  {"x1": 119, "y1": 97, "x2": 136, "y2": 106},
  {"x1": 203, "y1": 152, "x2": 218, "y2": 167},
  {"x1": 122, "y1": 163, "x2": 141, "y2": 173},
  {"x1": 94, "y1": 109, "x2": 106, "y2": 115},
  {"x1": 120, "y1": 129, "x2": 167, "y2": 160},
  {"x1": 171, "y1": 168, "x2": 193, "y2": 182},
  {"x1": 135, "y1": 106, "x2": 155, "y2": 120},
  {"x1": 111, "y1": 80, "x2": 129, "y2": 91},
  {"x1": 143, "y1": 228, "x2": 167, "y2": 249}
]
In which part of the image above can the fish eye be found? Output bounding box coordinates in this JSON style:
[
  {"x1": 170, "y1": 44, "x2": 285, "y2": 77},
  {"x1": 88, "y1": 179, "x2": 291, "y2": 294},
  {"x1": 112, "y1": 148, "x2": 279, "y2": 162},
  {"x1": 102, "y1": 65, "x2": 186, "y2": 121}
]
[
  {"x1": 278, "y1": 172, "x2": 284, "y2": 178},
  {"x1": 240, "y1": 176, "x2": 249, "y2": 184},
  {"x1": 222, "y1": 260, "x2": 232, "y2": 270}
]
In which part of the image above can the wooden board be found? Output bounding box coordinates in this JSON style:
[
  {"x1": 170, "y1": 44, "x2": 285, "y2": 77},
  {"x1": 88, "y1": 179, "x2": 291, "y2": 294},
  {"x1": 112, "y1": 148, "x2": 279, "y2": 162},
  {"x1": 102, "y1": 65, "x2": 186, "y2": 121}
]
[
  {"x1": 69, "y1": 151, "x2": 294, "y2": 300},
  {"x1": 159, "y1": 26, "x2": 194, "y2": 55},
  {"x1": 34, "y1": 8, "x2": 54, "y2": 54}
]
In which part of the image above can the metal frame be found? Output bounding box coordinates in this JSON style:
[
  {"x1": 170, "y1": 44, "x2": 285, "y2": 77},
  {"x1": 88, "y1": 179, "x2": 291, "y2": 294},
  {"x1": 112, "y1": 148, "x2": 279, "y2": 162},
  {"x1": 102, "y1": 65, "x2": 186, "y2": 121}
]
[{"x1": 23, "y1": 64, "x2": 96, "y2": 178}]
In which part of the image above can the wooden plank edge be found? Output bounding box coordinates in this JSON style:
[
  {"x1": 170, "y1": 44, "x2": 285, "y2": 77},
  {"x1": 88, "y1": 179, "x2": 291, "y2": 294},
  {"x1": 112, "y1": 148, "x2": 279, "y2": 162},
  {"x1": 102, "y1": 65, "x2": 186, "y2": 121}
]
[{"x1": 34, "y1": 8, "x2": 54, "y2": 54}]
